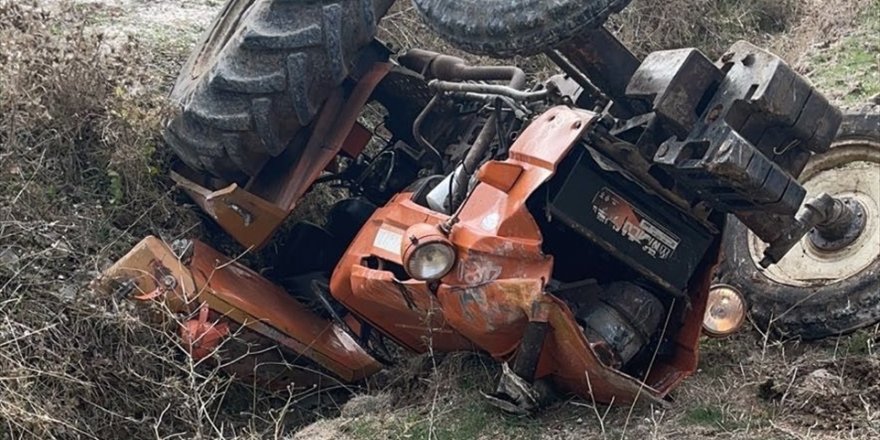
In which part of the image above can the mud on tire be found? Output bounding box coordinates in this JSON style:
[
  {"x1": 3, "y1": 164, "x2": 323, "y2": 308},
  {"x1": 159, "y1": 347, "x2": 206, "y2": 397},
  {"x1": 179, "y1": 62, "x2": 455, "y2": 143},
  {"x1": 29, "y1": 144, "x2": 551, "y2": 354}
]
[
  {"x1": 164, "y1": 0, "x2": 392, "y2": 181},
  {"x1": 719, "y1": 110, "x2": 880, "y2": 340}
]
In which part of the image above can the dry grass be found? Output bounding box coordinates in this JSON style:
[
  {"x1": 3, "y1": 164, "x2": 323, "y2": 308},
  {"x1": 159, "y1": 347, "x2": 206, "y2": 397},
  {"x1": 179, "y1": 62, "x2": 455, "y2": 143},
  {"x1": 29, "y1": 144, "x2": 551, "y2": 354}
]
[
  {"x1": 311, "y1": 327, "x2": 880, "y2": 440},
  {"x1": 611, "y1": 0, "x2": 799, "y2": 58},
  {"x1": 0, "y1": 2, "x2": 318, "y2": 438},
  {"x1": 380, "y1": 0, "x2": 801, "y2": 80}
]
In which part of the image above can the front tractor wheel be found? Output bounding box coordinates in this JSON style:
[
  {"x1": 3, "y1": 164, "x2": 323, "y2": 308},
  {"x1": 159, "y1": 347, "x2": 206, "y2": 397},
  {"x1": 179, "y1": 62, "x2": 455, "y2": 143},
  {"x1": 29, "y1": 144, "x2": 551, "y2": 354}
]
[{"x1": 719, "y1": 111, "x2": 880, "y2": 339}]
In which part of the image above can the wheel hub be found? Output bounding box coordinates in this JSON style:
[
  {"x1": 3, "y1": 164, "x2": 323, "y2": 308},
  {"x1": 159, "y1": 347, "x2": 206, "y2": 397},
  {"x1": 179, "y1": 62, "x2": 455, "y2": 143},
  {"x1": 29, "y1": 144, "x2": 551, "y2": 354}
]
[
  {"x1": 747, "y1": 141, "x2": 880, "y2": 287},
  {"x1": 808, "y1": 197, "x2": 868, "y2": 252}
]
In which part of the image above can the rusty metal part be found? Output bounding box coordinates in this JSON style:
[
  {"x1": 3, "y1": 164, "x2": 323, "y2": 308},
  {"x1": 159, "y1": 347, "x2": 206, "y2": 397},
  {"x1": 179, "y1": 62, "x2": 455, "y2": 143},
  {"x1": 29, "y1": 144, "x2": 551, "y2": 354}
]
[
  {"x1": 412, "y1": 95, "x2": 444, "y2": 171},
  {"x1": 625, "y1": 48, "x2": 723, "y2": 138},
  {"x1": 555, "y1": 27, "x2": 647, "y2": 118},
  {"x1": 545, "y1": 50, "x2": 606, "y2": 109},
  {"x1": 399, "y1": 49, "x2": 527, "y2": 89},
  {"x1": 94, "y1": 236, "x2": 382, "y2": 385},
  {"x1": 248, "y1": 62, "x2": 393, "y2": 210},
  {"x1": 484, "y1": 363, "x2": 552, "y2": 415},
  {"x1": 172, "y1": 170, "x2": 289, "y2": 250},
  {"x1": 331, "y1": 107, "x2": 717, "y2": 403},
  {"x1": 175, "y1": 63, "x2": 394, "y2": 250},
  {"x1": 759, "y1": 193, "x2": 868, "y2": 267},
  {"x1": 341, "y1": 122, "x2": 373, "y2": 159},
  {"x1": 809, "y1": 197, "x2": 867, "y2": 251},
  {"x1": 579, "y1": 282, "x2": 665, "y2": 367},
  {"x1": 511, "y1": 319, "x2": 549, "y2": 381}
]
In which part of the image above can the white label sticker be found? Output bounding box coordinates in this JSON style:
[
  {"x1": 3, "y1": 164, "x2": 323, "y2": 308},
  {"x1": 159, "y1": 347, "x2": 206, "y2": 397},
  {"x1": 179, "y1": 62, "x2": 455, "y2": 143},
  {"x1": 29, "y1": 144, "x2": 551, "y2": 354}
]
[
  {"x1": 592, "y1": 187, "x2": 681, "y2": 260},
  {"x1": 373, "y1": 227, "x2": 404, "y2": 256}
]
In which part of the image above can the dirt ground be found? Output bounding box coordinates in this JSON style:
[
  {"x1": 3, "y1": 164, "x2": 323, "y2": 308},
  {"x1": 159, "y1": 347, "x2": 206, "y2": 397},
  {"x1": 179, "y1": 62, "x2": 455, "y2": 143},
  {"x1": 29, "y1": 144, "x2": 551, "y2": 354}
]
[{"x1": 2, "y1": 0, "x2": 878, "y2": 438}]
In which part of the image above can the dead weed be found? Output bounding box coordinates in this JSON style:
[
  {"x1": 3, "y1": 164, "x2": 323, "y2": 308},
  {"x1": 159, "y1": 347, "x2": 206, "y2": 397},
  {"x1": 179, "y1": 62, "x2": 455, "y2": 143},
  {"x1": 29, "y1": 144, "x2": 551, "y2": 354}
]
[{"x1": 0, "y1": 2, "x2": 309, "y2": 438}]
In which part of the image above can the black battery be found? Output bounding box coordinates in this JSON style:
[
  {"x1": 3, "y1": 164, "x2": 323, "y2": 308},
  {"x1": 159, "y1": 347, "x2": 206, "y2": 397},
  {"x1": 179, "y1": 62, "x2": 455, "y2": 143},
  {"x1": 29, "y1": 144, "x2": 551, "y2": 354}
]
[{"x1": 547, "y1": 147, "x2": 715, "y2": 294}]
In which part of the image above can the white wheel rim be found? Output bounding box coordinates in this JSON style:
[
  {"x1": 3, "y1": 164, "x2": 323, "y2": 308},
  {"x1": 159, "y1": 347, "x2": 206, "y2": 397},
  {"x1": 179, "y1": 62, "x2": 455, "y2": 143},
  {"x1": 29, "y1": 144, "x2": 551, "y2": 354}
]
[{"x1": 747, "y1": 139, "x2": 880, "y2": 287}]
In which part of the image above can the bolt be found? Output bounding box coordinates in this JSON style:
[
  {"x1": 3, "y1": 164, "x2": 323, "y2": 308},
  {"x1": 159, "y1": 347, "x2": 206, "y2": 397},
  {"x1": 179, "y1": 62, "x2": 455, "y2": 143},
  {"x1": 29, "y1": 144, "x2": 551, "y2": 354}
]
[
  {"x1": 171, "y1": 239, "x2": 194, "y2": 262},
  {"x1": 657, "y1": 144, "x2": 669, "y2": 156},
  {"x1": 706, "y1": 104, "x2": 724, "y2": 123}
]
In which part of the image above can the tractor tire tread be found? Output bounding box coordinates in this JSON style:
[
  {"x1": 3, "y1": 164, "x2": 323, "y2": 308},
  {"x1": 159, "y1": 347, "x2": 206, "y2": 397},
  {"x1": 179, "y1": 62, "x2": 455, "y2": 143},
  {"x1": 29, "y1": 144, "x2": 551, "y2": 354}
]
[
  {"x1": 411, "y1": 0, "x2": 632, "y2": 57},
  {"x1": 163, "y1": 0, "x2": 387, "y2": 181}
]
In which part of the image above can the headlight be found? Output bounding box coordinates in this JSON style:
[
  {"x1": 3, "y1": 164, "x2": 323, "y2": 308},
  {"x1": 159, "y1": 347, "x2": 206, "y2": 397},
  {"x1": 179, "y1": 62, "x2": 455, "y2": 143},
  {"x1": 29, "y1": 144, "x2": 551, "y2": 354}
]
[
  {"x1": 702, "y1": 284, "x2": 746, "y2": 337},
  {"x1": 401, "y1": 223, "x2": 456, "y2": 281}
]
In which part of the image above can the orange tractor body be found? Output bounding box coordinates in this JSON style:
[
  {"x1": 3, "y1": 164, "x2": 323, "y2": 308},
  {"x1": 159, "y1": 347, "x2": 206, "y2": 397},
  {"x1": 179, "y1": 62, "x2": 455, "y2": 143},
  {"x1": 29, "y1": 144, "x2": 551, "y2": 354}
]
[
  {"x1": 96, "y1": 0, "x2": 853, "y2": 412},
  {"x1": 99, "y1": 105, "x2": 714, "y2": 405}
]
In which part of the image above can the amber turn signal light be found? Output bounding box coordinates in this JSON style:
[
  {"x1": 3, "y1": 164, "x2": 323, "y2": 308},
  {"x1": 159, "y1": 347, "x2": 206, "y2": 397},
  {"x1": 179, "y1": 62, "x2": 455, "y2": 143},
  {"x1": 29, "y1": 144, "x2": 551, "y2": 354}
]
[{"x1": 702, "y1": 284, "x2": 746, "y2": 337}]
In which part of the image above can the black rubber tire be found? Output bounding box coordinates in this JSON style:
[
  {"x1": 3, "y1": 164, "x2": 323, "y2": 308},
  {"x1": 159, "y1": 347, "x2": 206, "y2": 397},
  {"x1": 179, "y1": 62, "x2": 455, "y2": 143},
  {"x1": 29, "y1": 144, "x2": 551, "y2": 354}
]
[
  {"x1": 410, "y1": 0, "x2": 632, "y2": 57},
  {"x1": 164, "y1": 0, "x2": 393, "y2": 181},
  {"x1": 718, "y1": 111, "x2": 880, "y2": 340}
]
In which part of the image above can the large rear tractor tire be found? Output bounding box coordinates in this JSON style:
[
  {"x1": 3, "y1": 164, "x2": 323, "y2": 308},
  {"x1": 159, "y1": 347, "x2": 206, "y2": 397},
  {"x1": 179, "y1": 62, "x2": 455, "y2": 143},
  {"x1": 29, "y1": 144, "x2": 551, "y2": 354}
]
[
  {"x1": 164, "y1": 0, "x2": 393, "y2": 181},
  {"x1": 719, "y1": 111, "x2": 880, "y2": 339},
  {"x1": 410, "y1": 0, "x2": 632, "y2": 57}
]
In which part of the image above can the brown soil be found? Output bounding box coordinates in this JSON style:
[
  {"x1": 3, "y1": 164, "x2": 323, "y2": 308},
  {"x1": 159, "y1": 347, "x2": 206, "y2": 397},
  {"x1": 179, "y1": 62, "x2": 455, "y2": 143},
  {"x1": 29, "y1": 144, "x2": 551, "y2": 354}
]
[{"x1": 762, "y1": 355, "x2": 880, "y2": 430}]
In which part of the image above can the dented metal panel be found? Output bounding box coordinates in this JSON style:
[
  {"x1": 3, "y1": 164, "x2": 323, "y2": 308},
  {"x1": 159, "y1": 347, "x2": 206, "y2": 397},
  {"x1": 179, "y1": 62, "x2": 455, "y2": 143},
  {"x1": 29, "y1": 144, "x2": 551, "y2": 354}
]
[
  {"x1": 94, "y1": 236, "x2": 382, "y2": 385},
  {"x1": 328, "y1": 107, "x2": 712, "y2": 403}
]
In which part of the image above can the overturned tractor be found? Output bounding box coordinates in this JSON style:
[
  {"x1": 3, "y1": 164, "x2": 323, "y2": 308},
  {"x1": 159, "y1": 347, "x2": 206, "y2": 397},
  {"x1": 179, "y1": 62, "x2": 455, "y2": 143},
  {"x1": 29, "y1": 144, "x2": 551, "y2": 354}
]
[{"x1": 95, "y1": 0, "x2": 880, "y2": 412}]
